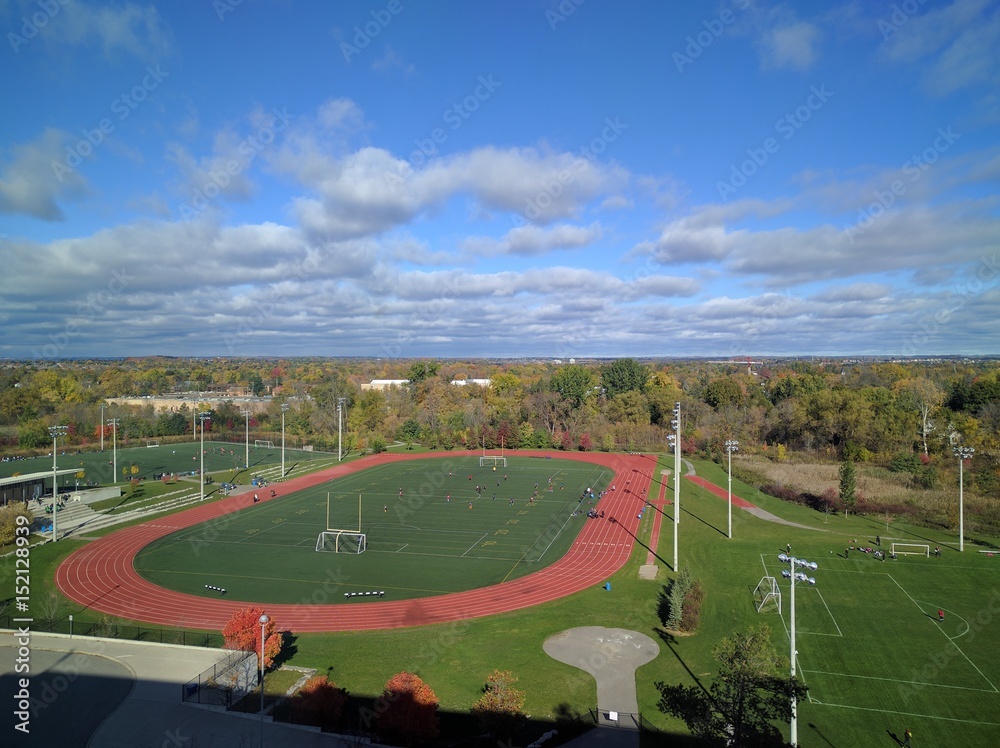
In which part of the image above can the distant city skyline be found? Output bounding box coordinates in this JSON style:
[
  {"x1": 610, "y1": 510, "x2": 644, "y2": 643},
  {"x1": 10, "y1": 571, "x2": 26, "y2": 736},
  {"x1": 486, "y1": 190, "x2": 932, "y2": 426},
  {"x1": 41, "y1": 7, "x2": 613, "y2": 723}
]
[{"x1": 2, "y1": 1, "x2": 998, "y2": 359}]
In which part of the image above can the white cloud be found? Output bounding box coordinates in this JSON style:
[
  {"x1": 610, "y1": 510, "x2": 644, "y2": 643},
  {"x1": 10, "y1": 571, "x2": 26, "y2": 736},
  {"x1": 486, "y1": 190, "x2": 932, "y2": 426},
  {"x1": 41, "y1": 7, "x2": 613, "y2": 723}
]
[
  {"x1": 0, "y1": 129, "x2": 89, "y2": 220},
  {"x1": 758, "y1": 21, "x2": 821, "y2": 71},
  {"x1": 462, "y1": 222, "x2": 603, "y2": 257}
]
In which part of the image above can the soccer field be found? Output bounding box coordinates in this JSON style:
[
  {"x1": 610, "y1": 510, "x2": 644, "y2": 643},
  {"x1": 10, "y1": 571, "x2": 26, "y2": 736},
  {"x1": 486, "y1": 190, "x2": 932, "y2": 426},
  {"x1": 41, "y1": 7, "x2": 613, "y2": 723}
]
[
  {"x1": 134, "y1": 455, "x2": 615, "y2": 604},
  {"x1": 756, "y1": 551, "x2": 1000, "y2": 740}
]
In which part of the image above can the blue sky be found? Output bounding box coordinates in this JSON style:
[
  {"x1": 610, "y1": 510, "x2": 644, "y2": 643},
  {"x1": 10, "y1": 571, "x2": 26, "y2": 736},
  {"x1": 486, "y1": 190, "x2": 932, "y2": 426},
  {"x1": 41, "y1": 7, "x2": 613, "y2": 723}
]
[{"x1": 1, "y1": 0, "x2": 998, "y2": 360}]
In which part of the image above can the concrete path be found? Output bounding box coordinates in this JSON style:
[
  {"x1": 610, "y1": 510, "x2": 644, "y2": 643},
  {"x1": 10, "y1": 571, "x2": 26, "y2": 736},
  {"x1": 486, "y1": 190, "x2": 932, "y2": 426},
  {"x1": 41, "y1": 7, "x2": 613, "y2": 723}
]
[
  {"x1": 543, "y1": 627, "x2": 659, "y2": 746},
  {"x1": 0, "y1": 631, "x2": 360, "y2": 747}
]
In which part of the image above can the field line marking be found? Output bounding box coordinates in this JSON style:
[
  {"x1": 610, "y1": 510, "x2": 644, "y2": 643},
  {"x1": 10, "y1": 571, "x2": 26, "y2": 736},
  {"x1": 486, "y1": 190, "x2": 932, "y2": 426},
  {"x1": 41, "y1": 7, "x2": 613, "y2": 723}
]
[
  {"x1": 801, "y1": 668, "x2": 1000, "y2": 694},
  {"x1": 807, "y1": 699, "x2": 1000, "y2": 726},
  {"x1": 815, "y1": 588, "x2": 843, "y2": 637},
  {"x1": 461, "y1": 534, "x2": 488, "y2": 557},
  {"x1": 889, "y1": 574, "x2": 999, "y2": 694}
]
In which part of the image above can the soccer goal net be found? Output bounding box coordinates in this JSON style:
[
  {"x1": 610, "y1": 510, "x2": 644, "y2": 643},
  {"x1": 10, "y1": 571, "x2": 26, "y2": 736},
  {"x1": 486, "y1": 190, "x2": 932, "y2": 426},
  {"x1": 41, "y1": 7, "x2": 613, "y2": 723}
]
[
  {"x1": 315, "y1": 530, "x2": 367, "y2": 554},
  {"x1": 753, "y1": 576, "x2": 781, "y2": 614},
  {"x1": 891, "y1": 543, "x2": 930, "y2": 557},
  {"x1": 480, "y1": 457, "x2": 507, "y2": 467},
  {"x1": 254, "y1": 440, "x2": 275, "y2": 449},
  {"x1": 144, "y1": 439, "x2": 160, "y2": 448}
]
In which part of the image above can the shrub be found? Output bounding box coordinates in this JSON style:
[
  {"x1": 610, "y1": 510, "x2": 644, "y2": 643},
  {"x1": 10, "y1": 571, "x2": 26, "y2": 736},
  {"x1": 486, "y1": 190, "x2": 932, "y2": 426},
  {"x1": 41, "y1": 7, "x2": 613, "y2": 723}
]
[
  {"x1": 679, "y1": 580, "x2": 705, "y2": 633},
  {"x1": 374, "y1": 672, "x2": 439, "y2": 744},
  {"x1": 290, "y1": 675, "x2": 347, "y2": 729},
  {"x1": 472, "y1": 669, "x2": 526, "y2": 737}
]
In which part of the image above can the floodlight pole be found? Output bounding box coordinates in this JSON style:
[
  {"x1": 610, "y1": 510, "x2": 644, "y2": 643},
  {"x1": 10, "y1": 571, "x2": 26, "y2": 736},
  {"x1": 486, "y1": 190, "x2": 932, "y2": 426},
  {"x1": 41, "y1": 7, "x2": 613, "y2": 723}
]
[
  {"x1": 99, "y1": 402, "x2": 105, "y2": 451},
  {"x1": 199, "y1": 411, "x2": 211, "y2": 500},
  {"x1": 281, "y1": 404, "x2": 289, "y2": 477},
  {"x1": 337, "y1": 397, "x2": 345, "y2": 462},
  {"x1": 725, "y1": 440, "x2": 739, "y2": 539},
  {"x1": 671, "y1": 402, "x2": 681, "y2": 570},
  {"x1": 49, "y1": 425, "x2": 67, "y2": 542},
  {"x1": 259, "y1": 613, "x2": 269, "y2": 747},
  {"x1": 954, "y1": 445, "x2": 974, "y2": 552},
  {"x1": 779, "y1": 553, "x2": 817, "y2": 747},
  {"x1": 242, "y1": 409, "x2": 251, "y2": 469},
  {"x1": 108, "y1": 419, "x2": 119, "y2": 484}
]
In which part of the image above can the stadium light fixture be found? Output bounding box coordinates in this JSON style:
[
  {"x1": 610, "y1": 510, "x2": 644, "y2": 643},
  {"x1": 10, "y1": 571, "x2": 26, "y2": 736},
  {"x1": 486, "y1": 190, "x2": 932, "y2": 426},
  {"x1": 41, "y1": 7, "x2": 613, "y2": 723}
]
[
  {"x1": 953, "y1": 445, "x2": 974, "y2": 552},
  {"x1": 778, "y1": 552, "x2": 817, "y2": 746},
  {"x1": 337, "y1": 397, "x2": 346, "y2": 462},
  {"x1": 199, "y1": 411, "x2": 211, "y2": 500},
  {"x1": 671, "y1": 402, "x2": 681, "y2": 570},
  {"x1": 725, "y1": 440, "x2": 739, "y2": 539},
  {"x1": 259, "y1": 612, "x2": 269, "y2": 746},
  {"x1": 107, "y1": 419, "x2": 120, "y2": 484},
  {"x1": 241, "y1": 409, "x2": 251, "y2": 470},
  {"x1": 99, "y1": 402, "x2": 106, "y2": 452},
  {"x1": 49, "y1": 425, "x2": 68, "y2": 542},
  {"x1": 281, "y1": 403, "x2": 290, "y2": 477}
]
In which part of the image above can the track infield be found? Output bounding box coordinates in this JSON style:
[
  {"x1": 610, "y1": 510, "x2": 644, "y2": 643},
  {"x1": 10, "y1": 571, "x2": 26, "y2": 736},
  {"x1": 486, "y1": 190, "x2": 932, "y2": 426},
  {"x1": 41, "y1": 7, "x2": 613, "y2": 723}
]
[{"x1": 56, "y1": 451, "x2": 655, "y2": 632}]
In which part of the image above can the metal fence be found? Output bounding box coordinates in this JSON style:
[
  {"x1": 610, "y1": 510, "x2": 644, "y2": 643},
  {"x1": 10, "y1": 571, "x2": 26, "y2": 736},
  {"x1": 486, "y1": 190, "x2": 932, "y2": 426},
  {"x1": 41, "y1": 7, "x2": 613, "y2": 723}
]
[
  {"x1": 181, "y1": 648, "x2": 256, "y2": 709},
  {"x1": 0, "y1": 615, "x2": 225, "y2": 648}
]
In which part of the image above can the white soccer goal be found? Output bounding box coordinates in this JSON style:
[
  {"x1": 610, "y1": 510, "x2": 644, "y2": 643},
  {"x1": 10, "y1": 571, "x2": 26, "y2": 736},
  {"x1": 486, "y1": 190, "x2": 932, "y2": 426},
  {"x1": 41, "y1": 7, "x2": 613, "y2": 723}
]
[
  {"x1": 480, "y1": 456, "x2": 507, "y2": 467},
  {"x1": 891, "y1": 543, "x2": 930, "y2": 557},
  {"x1": 144, "y1": 439, "x2": 160, "y2": 448},
  {"x1": 315, "y1": 530, "x2": 367, "y2": 554},
  {"x1": 753, "y1": 576, "x2": 781, "y2": 613},
  {"x1": 254, "y1": 440, "x2": 275, "y2": 449}
]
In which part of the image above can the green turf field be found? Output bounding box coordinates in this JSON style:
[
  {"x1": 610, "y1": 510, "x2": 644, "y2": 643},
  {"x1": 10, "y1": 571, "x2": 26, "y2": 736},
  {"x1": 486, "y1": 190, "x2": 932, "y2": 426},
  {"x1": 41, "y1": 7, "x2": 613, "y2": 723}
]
[
  {"x1": 133, "y1": 456, "x2": 614, "y2": 603},
  {"x1": 0, "y1": 440, "x2": 323, "y2": 487}
]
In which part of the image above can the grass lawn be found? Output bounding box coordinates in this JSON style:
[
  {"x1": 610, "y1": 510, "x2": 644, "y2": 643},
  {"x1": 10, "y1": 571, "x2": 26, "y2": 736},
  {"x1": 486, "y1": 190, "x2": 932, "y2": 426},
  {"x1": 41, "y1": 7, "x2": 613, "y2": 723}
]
[
  {"x1": 4, "y1": 449, "x2": 998, "y2": 745},
  {"x1": 133, "y1": 455, "x2": 614, "y2": 602}
]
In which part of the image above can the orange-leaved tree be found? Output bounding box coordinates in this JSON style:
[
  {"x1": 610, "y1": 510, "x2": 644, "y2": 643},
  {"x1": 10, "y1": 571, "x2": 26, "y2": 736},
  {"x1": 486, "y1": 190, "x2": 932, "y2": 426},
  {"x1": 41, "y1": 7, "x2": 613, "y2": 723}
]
[
  {"x1": 222, "y1": 605, "x2": 282, "y2": 671},
  {"x1": 374, "y1": 671, "x2": 439, "y2": 744},
  {"x1": 471, "y1": 669, "x2": 526, "y2": 736},
  {"x1": 290, "y1": 675, "x2": 348, "y2": 729}
]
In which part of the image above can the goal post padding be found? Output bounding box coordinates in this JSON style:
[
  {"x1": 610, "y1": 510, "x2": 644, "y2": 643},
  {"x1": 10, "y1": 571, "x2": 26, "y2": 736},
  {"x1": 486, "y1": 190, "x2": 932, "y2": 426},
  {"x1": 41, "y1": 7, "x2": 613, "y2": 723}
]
[
  {"x1": 753, "y1": 576, "x2": 781, "y2": 614},
  {"x1": 479, "y1": 456, "x2": 507, "y2": 467},
  {"x1": 315, "y1": 530, "x2": 367, "y2": 553},
  {"x1": 254, "y1": 440, "x2": 275, "y2": 449},
  {"x1": 891, "y1": 543, "x2": 930, "y2": 557}
]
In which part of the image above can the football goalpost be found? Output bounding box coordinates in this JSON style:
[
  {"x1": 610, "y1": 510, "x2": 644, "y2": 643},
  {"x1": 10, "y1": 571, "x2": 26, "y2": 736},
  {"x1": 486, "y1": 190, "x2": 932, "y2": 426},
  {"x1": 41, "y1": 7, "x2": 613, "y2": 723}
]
[
  {"x1": 254, "y1": 439, "x2": 275, "y2": 449},
  {"x1": 480, "y1": 456, "x2": 507, "y2": 467},
  {"x1": 891, "y1": 543, "x2": 930, "y2": 557},
  {"x1": 753, "y1": 576, "x2": 781, "y2": 613},
  {"x1": 315, "y1": 493, "x2": 367, "y2": 554},
  {"x1": 144, "y1": 439, "x2": 160, "y2": 448}
]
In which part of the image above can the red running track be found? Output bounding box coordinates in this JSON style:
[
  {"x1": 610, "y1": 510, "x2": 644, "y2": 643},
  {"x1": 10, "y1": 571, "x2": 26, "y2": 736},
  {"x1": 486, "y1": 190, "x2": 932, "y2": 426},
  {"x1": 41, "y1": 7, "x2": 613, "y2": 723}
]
[
  {"x1": 56, "y1": 451, "x2": 656, "y2": 632},
  {"x1": 685, "y1": 474, "x2": 756, "y2": 508}
]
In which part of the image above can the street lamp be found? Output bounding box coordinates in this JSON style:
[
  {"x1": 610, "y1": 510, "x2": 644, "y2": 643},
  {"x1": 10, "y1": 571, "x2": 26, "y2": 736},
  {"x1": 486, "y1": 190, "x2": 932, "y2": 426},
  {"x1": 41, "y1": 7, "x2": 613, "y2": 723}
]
[
  {"x1": 953, "y1": 445, "x2": 974, "y2": 552},
  {"x1": 199, "y1": 411, "x2": 211, "y2": 500},
  {"x1": 259, "y1": 613, "x2": 269, "y2": 746},
  {"x1": 779, "y1": 552, "x2": 817, "y2": 747},
  {"x1": 107, "y1": 419, "x2": 119, "y2": 484},
  {"x1": 49, "y1": 425, "x2": 68, "y2": 542},
  {"x1": 337, "y1": 397, "x2": 346, "y2": 462},
  {"x1": 671, "y1": 402, "x2": 681, "y2": 570},
  {"x1": 725, "y1": 440, "x2": 739, "y2": 539},
  {"x1": 241, "y1": 409, "x2": 251, "y2": 470},
  {"x1": 280, "y1": 403, "x2": 289, "y2": 478}
]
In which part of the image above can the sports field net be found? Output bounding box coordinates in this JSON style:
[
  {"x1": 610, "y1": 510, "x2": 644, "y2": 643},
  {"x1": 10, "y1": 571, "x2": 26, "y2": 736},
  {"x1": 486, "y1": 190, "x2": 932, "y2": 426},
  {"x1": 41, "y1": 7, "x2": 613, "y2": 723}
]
[
  {"x1": 753, "y1": 575, "x2": 781, "y2": 613},
  {"x1": 315, "y1": 530, "x2": 367, "y2": 554},
  {"x1": 144, "y1": 439, "x2": 160, "y2": 447},
  {"x1": 479, "y1": 456, "x2": 507, "y2": 467},
  {"x1": 891, "y1": 543, "x2": 930, "y2": 557},
  {"x1": 254, "y1": 440, "x2": 274, "y2": 449}
]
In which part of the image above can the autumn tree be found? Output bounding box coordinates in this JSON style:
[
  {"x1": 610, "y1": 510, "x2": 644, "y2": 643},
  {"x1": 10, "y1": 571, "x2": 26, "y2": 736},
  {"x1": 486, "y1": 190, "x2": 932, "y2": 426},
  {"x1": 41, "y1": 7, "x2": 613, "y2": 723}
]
[
  {"x1": 290, "y1": 675, "x2": 348, "y2": 730},
  {"x1": 472, "y1": 669, "x2": 526, "y2": 737},
  {"x1": 657, "y1": 624, "x2": 806, "y2": 747},
  {"x1": 601, "y1": 357, "x2": 649, "y2": 397},
  {"x1": 0, "y1": 501, "x2": 33, "y2": 546},
  {"x1": 550, "y1": 365, "x2": 596, "y2": 408},
  {"x1": 839, "y1": 459, "x2": 857, "y2": 516},
  {"x1": 222, "y1": 606, "x2": 283, "y2": 672},
  {"x1": 374, "y1": 672, "x2": 439, "y2": 744}
]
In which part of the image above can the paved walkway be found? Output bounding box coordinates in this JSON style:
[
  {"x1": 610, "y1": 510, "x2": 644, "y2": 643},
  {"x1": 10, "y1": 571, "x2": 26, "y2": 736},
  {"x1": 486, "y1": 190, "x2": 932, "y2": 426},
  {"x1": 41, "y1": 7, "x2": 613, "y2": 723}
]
[
  {"x1": 544, "y1": 627, "x2": 659, "y2": 748},
  {"x1": 0, "y1": 632, "x2": 362, "y2": 747}
]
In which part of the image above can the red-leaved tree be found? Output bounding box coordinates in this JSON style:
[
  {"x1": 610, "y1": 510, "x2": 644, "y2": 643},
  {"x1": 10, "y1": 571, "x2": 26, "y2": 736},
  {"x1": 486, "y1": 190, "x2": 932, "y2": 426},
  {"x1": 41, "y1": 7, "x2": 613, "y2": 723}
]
[
  {"x1": 374, "y1": 671, "x2": 439, "y2": 744},
  {"x1": 222, "y1": 606, "x2": 282, "y2": 671},
  {"x1": 291, "y1": 675, "x2": 348, "y2": 729}
]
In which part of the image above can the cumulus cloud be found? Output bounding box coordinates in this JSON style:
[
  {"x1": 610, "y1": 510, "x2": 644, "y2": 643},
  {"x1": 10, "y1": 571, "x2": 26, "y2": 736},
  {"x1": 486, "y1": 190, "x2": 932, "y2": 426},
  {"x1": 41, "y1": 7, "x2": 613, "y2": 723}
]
[
  {"x1": 0, "y1": 129, "x2": 90, "y2": 220},
  {"x1": 462, "y1": 222, "x2": 603, "y2": 257}
]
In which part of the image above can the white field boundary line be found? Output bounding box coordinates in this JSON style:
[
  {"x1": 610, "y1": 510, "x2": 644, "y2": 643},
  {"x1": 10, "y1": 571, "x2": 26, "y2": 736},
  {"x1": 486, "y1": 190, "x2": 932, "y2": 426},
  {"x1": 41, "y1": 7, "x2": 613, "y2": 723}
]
[
  {"x1": 235, "y1": 518, "x2": 288, "y2": 543},
  {"x1": 913, "y1": 598, "x2": 972, "y2": 641},
  {"x1": 889, "y1": 574, "x2": 999, "y2": 694},
  {"x1": 801, "y1": 668, "x2": 999, "y2": 694},
  {"x1": 806, "y1": 699, "x2": 1000, "y2": 726},
  {"x1": 461, "y1": 533, "x2": 489, "y2": 557},
  {"x1": 815, "y1": 588, "x2": 843, "y2": 637}
]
